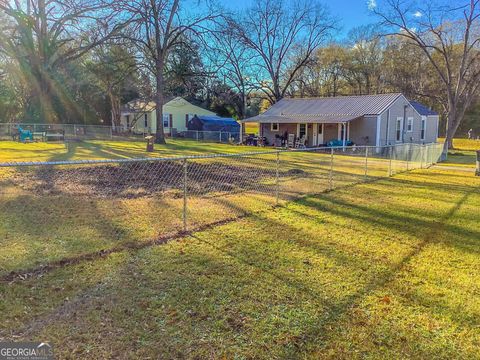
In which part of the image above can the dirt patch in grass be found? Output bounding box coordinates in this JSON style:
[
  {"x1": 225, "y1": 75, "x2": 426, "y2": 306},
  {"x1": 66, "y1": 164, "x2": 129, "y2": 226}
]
[{"x1": 7, "y1": 161, "x2": 287, "y2": 199}]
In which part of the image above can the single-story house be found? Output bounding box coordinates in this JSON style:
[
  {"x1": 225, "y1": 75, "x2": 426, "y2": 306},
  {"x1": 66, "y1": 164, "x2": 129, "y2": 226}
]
[
  {"x1": 187, "y1": 115, "x2": 240, "y2": 133},
  {"x1": 241, "y1": 93, "x2": 439, "y2": 147},
  {"x1": 119, "y1": 97, "x2": 216, "y2": 135}
]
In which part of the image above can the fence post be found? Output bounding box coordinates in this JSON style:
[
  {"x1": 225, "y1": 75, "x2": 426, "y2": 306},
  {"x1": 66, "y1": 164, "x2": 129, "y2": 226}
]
[
  {"x1": 276, "y1": 151, "x2": 280, "y2": 205},
  {"x1": 196, "y1": 131, "x2": 199, "y2": 142},
  {"x1": 389, "y1": 145, "x2": 393, "y2": 176},
  {"x1": 425, "y1": 145, "x2": 429, "y2": 168},
  {"x1": 329, "y1": 148, "x2": 334, "y2": 190},
  {"x1": 406, "y1": 144, "x2": 410, "y2": 171},
  {"x1": 424, "y1": 145, "x2": 427, "y2": 167},
  {"x1": 420, "y1": 145, "x2": 424, "y2": 169},
  {"x1": 183, "y1": 158, "x2": 188, "y2": 232},
  {"x1": 425, "y1": 144, "x2": 429, "y2": 167},
  {"x1": 364, "y1": 146, "x2": 368, "y2": 181},
  {"x1": 430, "y1": 144, "x2": 434, "y2": 166}
]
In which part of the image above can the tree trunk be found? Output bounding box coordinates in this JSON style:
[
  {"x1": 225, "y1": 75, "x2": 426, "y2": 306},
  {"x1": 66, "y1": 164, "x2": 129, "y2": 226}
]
[
  {"x1": 38, "y1": 0, "x2": 53, "y2": 123},
  {"x1": 441, "y1": 109, "x2": 462, "y2": 160},
  {"x1": 241, "y1": 90, "x2": 247, "y2": 120},
  {"x1": 154, "y1": 58, "x2": 166, "y2": 144},
  {"x1": 108, "y1": 92, "x2": 121, "y2": 129}
]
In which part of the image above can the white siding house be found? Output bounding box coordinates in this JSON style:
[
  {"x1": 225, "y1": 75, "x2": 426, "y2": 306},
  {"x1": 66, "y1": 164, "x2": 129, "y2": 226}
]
[{"x1": 119, "y1": 97, "x2": 216, "y2": 135}]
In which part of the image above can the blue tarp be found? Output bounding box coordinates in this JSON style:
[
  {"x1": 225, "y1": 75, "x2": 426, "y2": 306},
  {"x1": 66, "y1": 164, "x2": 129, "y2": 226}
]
[{"x1": 188, "y1": 116, "x2": 240, "y2": 132}]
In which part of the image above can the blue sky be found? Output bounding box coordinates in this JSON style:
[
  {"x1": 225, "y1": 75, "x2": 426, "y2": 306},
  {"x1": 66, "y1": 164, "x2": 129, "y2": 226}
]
[{"x1": 221, "y1": 0, "x2": 375, "y2": 37}]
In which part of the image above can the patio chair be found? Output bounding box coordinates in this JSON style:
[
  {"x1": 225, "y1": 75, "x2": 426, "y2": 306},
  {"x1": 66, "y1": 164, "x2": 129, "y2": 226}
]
[
  {"x1": 295, "y1": 136, "x2": 306, "y2": 149},
  {"x1": 287, "y1": 134, "x2": 295, "y2": 148}
]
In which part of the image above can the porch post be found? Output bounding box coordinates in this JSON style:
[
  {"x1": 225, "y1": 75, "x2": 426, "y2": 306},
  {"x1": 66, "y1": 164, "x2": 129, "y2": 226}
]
[
  {"x1": 342, "y1": 122, "x2": 347, "y2": 150},
  {"x1": 376, "y1": 114, "x2": 382, "y2": 153}
]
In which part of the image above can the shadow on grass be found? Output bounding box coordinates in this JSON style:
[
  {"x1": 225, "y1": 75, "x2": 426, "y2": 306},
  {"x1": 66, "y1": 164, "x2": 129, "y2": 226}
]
[
  {"x1": 1, "y1": 170, "x2": 478, "y2": 358},
  {"x1": 187, "y1": 183, "x2": 478, "y2": 354}
]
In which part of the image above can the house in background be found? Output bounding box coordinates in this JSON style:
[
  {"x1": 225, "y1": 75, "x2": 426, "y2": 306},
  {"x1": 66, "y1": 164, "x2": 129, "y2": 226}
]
[
  {"x1": 241, "y1": 93, "x2": 439, "y2": 147},
  {"x1": 119, "y1": 97, "x2": 216, "y2": 135}
]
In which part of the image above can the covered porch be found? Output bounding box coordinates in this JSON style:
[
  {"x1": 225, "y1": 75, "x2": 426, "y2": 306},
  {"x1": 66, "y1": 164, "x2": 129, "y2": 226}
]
[{"x1": 241, "y1": 116, "x2": 356, "y2": 148}]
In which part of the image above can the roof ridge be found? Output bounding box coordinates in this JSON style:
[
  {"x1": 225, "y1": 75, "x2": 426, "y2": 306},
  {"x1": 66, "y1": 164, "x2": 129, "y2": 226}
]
[{"x1": 281, "y1": 93, "x2": 402, "y2": 101}]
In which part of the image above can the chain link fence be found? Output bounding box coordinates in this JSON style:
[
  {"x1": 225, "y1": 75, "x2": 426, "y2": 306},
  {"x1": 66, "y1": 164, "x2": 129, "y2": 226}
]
[
  {"x1": 0, "y1": 124, "x2": 241, "y2": 144},
  {"x1": 0, "y1": 143, "x2": 443, "y2": 275},
  {"x1": 0, "y1": 123, "x2": 115, "y2": 141},
  {"x1": 172, "y1": 130, "x2": 240, "y2": 143}
]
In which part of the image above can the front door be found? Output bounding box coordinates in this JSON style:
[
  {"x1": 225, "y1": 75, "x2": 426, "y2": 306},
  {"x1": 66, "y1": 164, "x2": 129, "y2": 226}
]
[
  {"x1": 307, "y1": 124, "x2": 315, "y2": 147},
  {"x1": 317, "y1": 124, "x2": 324, "y2": 145}
]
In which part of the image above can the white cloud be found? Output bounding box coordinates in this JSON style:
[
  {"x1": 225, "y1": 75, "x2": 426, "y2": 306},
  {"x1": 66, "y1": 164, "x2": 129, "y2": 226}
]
[
  {"x1": 367, "y1": 0, "x2": 377, "y2": 11},
  {"x1": 413, "y1": 11, "x2": 423, "y2": 17}
]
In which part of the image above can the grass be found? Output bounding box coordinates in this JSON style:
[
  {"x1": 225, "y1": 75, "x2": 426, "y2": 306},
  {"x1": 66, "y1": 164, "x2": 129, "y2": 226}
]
[
  {"x1": 244, "y1": 122, "x2": 259, "y2": 135},
  {"x1": 0, "y1": 142, "x2": 444, "y2": 275},
  {"x1": 436, "y1": 138, "x2": 478, "y2": 168},
  {"x1": 0, "y1": 138, "x2": 477, "y2": 357},
  {"x1": 442, "y1": 150, "x2": 477, "y2": 167},
  {"x1": 0, "y1": 147, "x2": 398, "y2": 274},
  {"x1": 0, "y1": 166, "x2": 479, "y2": 358},
  {"x1": 0, "y1": 139, "x2": 267, "y2": 163},
  {"x1": 450, "y1": 138, "x2": 480, "y2": 151}
]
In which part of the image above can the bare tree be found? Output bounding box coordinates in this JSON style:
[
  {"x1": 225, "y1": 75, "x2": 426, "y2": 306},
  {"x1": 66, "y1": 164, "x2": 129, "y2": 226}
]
[
  {"x1": 209, "y1": 23, "x2": 257, "y2": 119},
  {"x1": 346, "y1": 25, "x2": 384, "y2": 95},
  {"x1": 0, "y1": 0, "x2": 123, "y2": 122},
  {"x1": 230, "y1": 0, "x2": 334, "y2": 104},
  {"x1": 118, "y1": 0, "x2": 220, "y2": 144},
  {"x1": 88, "y1": 43, "x2": 142, "y2": 128},
  {"x1": 374, "y1": 0, "x2": 480, "y2": 156},
  {"x1": 288, "y1": 45, "x2": 348, "y2": 97}
]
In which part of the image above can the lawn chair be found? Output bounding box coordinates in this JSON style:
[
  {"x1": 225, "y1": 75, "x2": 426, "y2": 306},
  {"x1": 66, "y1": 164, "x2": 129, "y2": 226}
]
[
  {"x1": 18, "y1": 126, "x2": 33, "y2": 142},
  {"x1": 295, "y1": 136, "x2": 306, "y2": 149},
  {"x1": 287, "y1": 133, "x2": 295, "y2": 148}
]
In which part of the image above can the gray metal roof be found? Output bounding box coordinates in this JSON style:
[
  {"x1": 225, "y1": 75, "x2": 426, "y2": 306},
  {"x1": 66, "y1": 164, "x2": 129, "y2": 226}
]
[
  {"x1": 242, "y1": 93, "x2": 403, "y2": 123},
  {"x1": 244, "y1": 114, "x2": 361, "y2": 124}
]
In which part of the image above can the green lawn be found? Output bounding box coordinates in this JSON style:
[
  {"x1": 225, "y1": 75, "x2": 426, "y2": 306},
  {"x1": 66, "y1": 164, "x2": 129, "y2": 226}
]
[
  {"x1": 435, "y1": 138, "x2": 477, "y2": 167},
  {"x1": 0, "y1": 166, "x2": 479, "y2": 359},
  {"x1": 450, "y1": 138, "x2": 480, "y2": 151},
  {"x1": 442, "y1": 150, "x2": 477, "y2": 167},
  {"x1": 0, "y1": 146, "x2": 399, "y2": 275},
  {"x1": 0, "y1": 139, "x2": 266, "y2": 163}
]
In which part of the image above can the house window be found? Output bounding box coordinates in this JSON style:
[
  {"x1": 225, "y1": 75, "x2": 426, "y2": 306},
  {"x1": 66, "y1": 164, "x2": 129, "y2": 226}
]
[
  {"x1": 126, "y1": 115, "x2": 130, "y2": 128},
  {"x1": 271, "y1": 123, "x2": 279, "y2": 131},
  {"x1": 144, "y1": 114, "x2": 148, "y2": 128},
  {"x1": 421, "y1": 117, "x2": 427, "y2": 140},
  {"x1": 299, "y1": 124, "x2": 307, "y2": 139},
  {"x1": 407, "y1": 117, "x2": 413, "y2": 132},
  {"x1": 318, "y1": 124, "x2": 323, "y2": 135},
  {"x1": 163, "y1": 114, "x2": 170, "y2": 128},
  {"x1": 396, "y1": 118, "x2": 403, "y2": 142}
]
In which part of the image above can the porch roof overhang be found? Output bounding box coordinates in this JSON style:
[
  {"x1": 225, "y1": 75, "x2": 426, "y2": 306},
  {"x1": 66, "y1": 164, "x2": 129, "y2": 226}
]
[{"x1": 240, "y1": 114, "x2": 361, "y2": 124}]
